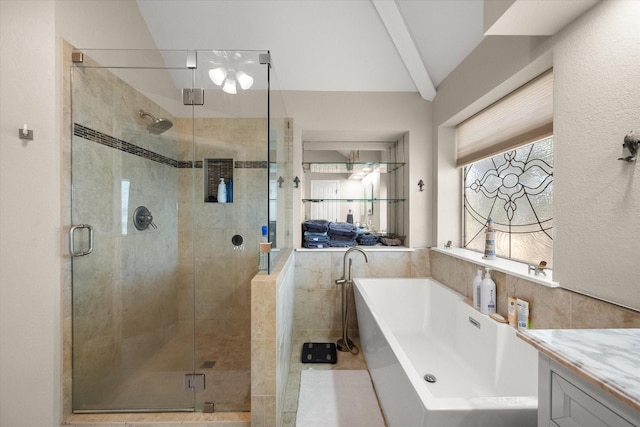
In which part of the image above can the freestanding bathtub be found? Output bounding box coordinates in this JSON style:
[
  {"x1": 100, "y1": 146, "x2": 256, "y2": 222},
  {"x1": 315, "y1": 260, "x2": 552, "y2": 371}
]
[{"x1": 353, "y1": 278, "x2": 538, "y2": 427}]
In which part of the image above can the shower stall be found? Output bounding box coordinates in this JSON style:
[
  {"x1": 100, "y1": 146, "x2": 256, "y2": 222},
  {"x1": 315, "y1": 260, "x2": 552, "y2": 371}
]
[{"x1": 69, "y1": 48, "x2": 290, "y2": 413}]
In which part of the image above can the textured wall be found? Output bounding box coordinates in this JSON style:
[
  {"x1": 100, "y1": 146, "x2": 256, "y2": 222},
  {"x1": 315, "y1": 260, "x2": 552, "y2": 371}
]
[
  {"x1": 434, "y1": 1, "x2": 640, "y2": 312},
  {"x1": 552, "y1": 1, "x2": 640, "y2": 310}
]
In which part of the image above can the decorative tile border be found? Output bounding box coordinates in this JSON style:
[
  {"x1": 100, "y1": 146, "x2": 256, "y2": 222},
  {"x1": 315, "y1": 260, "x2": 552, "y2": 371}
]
[
  {"x1": 73, "y1": 123, "x2": 178, "y2": 167},
  {"x1": 73, "y1": 123, "x2": 267, "y2": 169},
  {"x1": 236, "y1": 160, "x2": 268, "y2": 169}
]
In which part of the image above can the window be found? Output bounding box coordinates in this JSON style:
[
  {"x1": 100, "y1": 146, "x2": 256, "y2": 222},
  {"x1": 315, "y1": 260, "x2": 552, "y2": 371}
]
[
  {"x1": 463, "y1": 137, "x2": 553, "y2": 264},
  {"x1": 457, "y1": 70, "x2": 554, "y2": 265}
]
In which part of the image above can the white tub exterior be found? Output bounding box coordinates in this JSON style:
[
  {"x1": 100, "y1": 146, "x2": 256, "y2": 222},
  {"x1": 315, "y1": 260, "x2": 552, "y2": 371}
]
[{"x1": 353, "y1": 278, "x2": 538, "y2": 427}]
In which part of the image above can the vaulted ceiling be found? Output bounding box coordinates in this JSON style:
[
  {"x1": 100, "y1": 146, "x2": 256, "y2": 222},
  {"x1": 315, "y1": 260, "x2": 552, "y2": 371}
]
[
  {"x1": 136, "y1": 0, "x2": 485, "y2": 101},
  {"x1": 136, "y1": 0, "x2": 599, "y2": 102}
]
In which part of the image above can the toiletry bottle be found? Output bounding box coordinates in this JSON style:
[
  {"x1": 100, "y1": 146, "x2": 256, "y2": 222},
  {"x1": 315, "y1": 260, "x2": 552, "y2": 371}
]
[
  {"x1": 517, "y1": 299, "x2": 530, "y2": 329},
  {"x1": 507, "y1": 297, "x2": 517, "y2": 327},
  {"x1": 226, "y1": 178, "x2": 233, "y2": 203},
  {"x1": 483, "y1": 217, "x2": 496, "y2": 260},
  {"x1": 217, "y1": 177, "x2": 227, "y2": 203},
  {"x1": 259, "y1": 225, "x2": 269, "y2": 270},
  {"x1": 480, "y1": 268, "x2": 496, "y2": 315},
  {"x1": 346, "y1": 209, "x2": 353, "y2": 224},
  {"x1": 472, "y1": 269, "x2": 483, "y2": 310}
]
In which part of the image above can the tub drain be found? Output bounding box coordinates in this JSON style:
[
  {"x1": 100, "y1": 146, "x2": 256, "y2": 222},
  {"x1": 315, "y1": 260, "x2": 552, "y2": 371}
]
[{"x1": 424, "y1": 374, "x2": 437, "y2": 383}]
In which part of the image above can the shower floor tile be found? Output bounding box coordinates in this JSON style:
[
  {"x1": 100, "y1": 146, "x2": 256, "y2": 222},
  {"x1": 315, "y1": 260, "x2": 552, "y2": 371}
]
[{"x1": 105, "y1": 331, "x2": 250, "y2": 412}]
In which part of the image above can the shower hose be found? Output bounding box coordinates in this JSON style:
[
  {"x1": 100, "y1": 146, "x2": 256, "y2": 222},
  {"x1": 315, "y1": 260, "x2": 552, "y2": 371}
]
[{"x1": 342, "y1": 279, "x2": 360, "y2": 356}]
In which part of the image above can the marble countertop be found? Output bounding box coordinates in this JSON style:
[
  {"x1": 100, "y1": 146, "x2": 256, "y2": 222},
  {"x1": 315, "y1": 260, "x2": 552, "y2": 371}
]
[{"x1": 518, "y1": 329, "x2": 640, "y2": 413}]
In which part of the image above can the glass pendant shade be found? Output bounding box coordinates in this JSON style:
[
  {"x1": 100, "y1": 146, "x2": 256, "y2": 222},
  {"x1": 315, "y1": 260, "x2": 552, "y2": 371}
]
[
  {"x1": 223, "y1": 78, "x2": 237, "y2": 94},
  {"x1": 209, "y1": 67, "x2": 227, "y2": 86},
  {"x1": 236, "y1": 71, "x2": 254, "y2": 90},
  {"x1": 209, "y1": 66, "x2": 253, "y2": 94}
]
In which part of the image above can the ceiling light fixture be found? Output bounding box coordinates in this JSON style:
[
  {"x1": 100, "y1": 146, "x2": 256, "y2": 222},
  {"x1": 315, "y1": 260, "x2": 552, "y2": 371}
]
[
  {"x1": 209, "y1": 67, "x2": 227, "y2": 86},
  {"x1": 208, "y1": 52, "x2": 255, "y2": 94},
  {"x1": 223, "y1": 77, "x2": 237, "y2": 94}
]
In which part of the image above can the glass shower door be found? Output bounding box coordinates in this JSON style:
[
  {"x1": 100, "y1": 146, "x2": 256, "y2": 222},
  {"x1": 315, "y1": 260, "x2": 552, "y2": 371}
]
[
  {"x1": 70, "y1": 51, "x2": 197, "y2": 412},
  {"x1": 189, "y1": 50, "x2": 269, "y2": 412}
]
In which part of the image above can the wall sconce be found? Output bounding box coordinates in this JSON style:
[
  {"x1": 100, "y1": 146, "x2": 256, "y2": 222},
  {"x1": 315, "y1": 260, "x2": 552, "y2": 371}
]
[
  {"x1": 277, "y1": 176, "x2": 284, "y2": 187},
  {"x1": 293, "y1": 176, "x2": 300, "y2": 188},
  {"x1": 618, "y1": 131, "x2": 639, "y2": 162},
  {"x1": 418, "y1": 179, "x2": 425, "y2": 191}
]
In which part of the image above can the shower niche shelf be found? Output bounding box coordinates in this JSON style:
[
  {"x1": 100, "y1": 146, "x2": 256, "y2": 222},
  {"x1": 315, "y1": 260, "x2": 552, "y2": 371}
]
[{"x1": 204, "y1": 158, "x2": 233, "y2": 203}]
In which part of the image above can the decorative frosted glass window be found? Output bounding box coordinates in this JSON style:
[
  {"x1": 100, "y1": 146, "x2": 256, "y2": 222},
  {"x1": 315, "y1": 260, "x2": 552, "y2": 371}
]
[{"x1": 463, "y1": 137, "x2": 553, "y2": 264}]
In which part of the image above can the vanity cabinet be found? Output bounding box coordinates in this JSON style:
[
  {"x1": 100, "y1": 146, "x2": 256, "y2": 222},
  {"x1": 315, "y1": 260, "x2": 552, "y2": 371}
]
[{"x1": 538, "y1": 355, "x2": 640, "y2": 427}]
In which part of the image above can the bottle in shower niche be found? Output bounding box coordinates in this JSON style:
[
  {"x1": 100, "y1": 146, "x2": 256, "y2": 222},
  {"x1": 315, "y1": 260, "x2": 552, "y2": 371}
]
[
  {"x1": 226, "y1": 178, "x2": 233, "y2": 203},
  {"x1": 472, "y1": 269, "x2": 483, "y2": 310},
  {"x1": 483, "y1": 217, "x2": 496, "y2": 260},
  {"x1": 480, "y1": 268, "x2": 496, "y2": 315},
  {"x1": 217, "y1": 178, "x2": 227, "y2": 203},
  {"x1": 258, "y1": 225, "x2": 269, "y2": 271}
]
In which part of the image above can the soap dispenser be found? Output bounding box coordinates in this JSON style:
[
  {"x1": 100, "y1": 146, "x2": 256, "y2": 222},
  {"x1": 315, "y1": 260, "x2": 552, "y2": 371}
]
[
  {"x1": 480, "y1": 268, "x2": 496, "y2": 315},
  {"x1": 472, "y1": 269, "x2": 483, "y2": 310},
  {"x1": 217, "y1": 178, "x2": 227, "y2": 203}
]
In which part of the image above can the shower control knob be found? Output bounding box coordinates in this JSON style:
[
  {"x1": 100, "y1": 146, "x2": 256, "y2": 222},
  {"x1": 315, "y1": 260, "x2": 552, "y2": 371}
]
[{"x1": 133, "y1": 206, "x2": 157, "y2": 231}]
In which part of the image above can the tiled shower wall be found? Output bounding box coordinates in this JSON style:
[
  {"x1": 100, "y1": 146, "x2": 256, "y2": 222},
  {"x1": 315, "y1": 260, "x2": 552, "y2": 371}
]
[
  {"x1": 66, "y1": 44, "x2": 271, "y2": 416},
  {"x1": 69, "y1": 58, "x2": 181, "y2": 407},
  {"x1": 430, "y1": 250, "x2": 640, "y2": 329},
  {"x1": 176, "y1": 118, "x2": 267, "y2": 339}
]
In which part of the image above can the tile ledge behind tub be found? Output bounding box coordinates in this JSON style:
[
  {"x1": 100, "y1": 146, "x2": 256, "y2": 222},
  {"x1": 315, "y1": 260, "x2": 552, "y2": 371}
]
[
  {"x1": 431, "y1": 247, "x2": 559, "y2": 288},
  {"x1": 296, "y1": 246, "x2": 415, "y2": 252}
]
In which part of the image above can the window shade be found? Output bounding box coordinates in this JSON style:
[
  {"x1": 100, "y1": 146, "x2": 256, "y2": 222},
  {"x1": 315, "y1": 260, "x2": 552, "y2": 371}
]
[{"x1": 456, "y1": 70, "x2": 553, "y2": 167}]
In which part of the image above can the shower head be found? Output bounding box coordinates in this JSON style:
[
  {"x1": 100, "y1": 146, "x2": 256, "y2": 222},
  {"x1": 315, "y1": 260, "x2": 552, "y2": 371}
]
[{"x1": 138, "y1": 109, "x2": 173, "y2": 135}]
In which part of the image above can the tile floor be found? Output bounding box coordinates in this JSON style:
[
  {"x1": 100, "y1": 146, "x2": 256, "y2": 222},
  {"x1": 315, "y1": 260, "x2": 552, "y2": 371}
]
[
  {"x1": 77, "y1": 332, "x2": 250, "y2": 413},
  {"x1": 282, "y1": 333, "x2": 386, "y2": 426}
]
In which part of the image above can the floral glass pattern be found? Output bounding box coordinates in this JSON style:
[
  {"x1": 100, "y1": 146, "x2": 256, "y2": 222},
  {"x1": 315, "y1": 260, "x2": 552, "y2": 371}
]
[{"x1": 464, "y1": 137, "x2": 553, "y2": 265}]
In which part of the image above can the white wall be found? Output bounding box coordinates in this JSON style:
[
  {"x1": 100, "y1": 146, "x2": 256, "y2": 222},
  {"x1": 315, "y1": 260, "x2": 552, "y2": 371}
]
[
  {"x1": 552, "y1": 1, "x2": 640, "y2": 310},
  {"x1": 433, "y1": 1, "x2": 640, "y2": 311},
  {"x1": 0, "y1": 2, "x2": 60, "y2": 426},
  {"x1": 0, "y1": 1, "x2": 161, "y2": 425}
]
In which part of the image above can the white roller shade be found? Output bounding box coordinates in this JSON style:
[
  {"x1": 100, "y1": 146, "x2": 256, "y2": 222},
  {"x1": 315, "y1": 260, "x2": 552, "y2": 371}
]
[{"x1": 456, "y1": 70, "x2": 553, "y2": 167}]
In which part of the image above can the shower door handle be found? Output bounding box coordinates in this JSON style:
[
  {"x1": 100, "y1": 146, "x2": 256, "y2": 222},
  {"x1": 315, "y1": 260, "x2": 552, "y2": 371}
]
[{"x1": 69, "y1": 224, "x2": 94, "y2": 257}]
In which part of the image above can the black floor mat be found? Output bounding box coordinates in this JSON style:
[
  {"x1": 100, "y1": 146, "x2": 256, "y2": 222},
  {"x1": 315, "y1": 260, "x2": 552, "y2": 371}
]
[{"x1": 301, "y1": 342, "x2": 337, "y2": 364}]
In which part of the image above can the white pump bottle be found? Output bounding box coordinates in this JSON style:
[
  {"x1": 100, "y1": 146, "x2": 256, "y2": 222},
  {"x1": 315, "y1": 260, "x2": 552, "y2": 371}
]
[
  {"x1": 472, "y1": 269, "x2": 483, "y2": 310},
  {"x1": 480, "y1": 268, "x2": 496, "y2": 315},
  {"x1": 217, "y1": 178, "x2": 227, "y2": 203}
]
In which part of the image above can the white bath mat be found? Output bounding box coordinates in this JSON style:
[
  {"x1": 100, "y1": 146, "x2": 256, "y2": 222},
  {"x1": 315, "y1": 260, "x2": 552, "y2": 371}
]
[{"x1": 296, "y1": 369, "x2": 385, "y2": 427}]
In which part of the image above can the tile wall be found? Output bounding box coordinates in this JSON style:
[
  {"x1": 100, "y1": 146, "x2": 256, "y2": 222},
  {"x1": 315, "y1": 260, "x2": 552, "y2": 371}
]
[
  {"x1": 251, "y1": 250, "x2": 295, "y2": 427},
  {"x1": 430, "y1": 250, "x2": 640, "y2": 329},
  {"x1": 176, "y1": 117, "x2": 268, "y2": 341},
  {"x1": 293, "y1": 248, "x2": 431, "y2": 336}
]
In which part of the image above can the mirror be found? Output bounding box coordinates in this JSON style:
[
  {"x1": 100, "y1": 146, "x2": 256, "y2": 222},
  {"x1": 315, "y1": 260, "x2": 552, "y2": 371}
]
[{"x1": 301, "y1": 138, "x2": 406, "y2": 239}]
